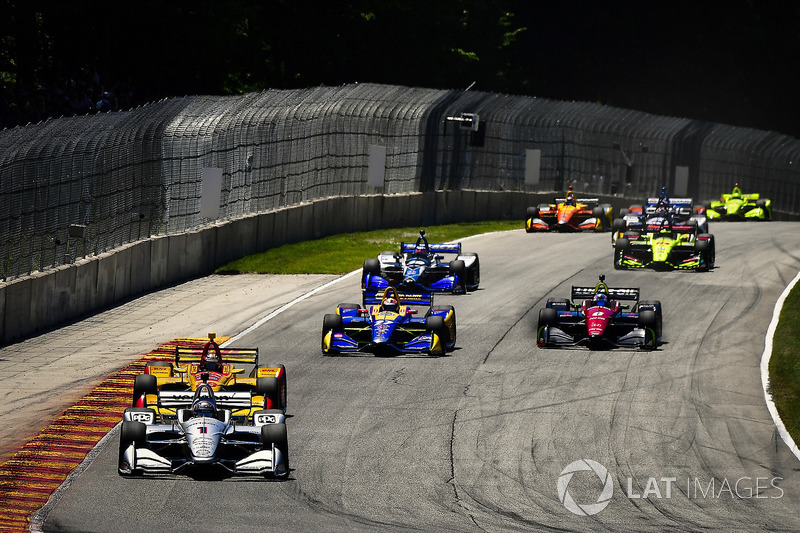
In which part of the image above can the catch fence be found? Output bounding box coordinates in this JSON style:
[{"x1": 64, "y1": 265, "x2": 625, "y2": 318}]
[{"x1": 0, "y1": 82, "x2": 798, "y2": 280}]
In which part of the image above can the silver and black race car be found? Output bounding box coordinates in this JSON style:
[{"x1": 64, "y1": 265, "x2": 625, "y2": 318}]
[
  {"x1": 362, "y1": 230, "x2": 479, "y2": 294},
  {"x1": 118, "y1": 379, "x2": 289, "y2": 479}
]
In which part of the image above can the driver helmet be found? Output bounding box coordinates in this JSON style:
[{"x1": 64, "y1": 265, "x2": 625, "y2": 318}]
[
  {"x1": 593, "y1": 292, "x2": 608, "y2": 307},
  {"x1": 200, "y1": 349, "x2": 222, "y2": 372},
  {"x1": 731, "y1": 183, "x2": 742, "y2": 197},
  {"x1": 191, "y1": 398, "x2": 216, "y2": 417},
  {"x1": 382, "y1": 296, "x2": 399, "y2": 313}
]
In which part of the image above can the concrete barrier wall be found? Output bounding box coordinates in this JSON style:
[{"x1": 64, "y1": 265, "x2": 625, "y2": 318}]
[{"x1": 0, "y1": 190, "x2": 670, "y2": 344}]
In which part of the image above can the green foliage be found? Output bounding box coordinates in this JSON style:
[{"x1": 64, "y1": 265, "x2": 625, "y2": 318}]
[
  {"x1": 769, "y1": 285, "x2": 800, "y2": 438},
  {"x1": 215, "y1": 220, "x2": 519, "y2": 275}
]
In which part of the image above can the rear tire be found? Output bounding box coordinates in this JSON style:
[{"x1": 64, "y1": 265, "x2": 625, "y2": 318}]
[
  {"x1": 261, "y1": 364, "x2": 287, "y2": 410},
  {"x1": 460, "y1": 253, "x2": 480, "y2": 290},
  {"x1": 362, "y1": 258, "x2": 381, "y2": 287},
  {"x1": 257, "y1": 376, "x2": 283, "y2": 410},
  {"x1": 132, "y1": 374, "x2": 157, "y2": 407},
  {"x1": 449, "y1": 260, "x2": 467, "y2": 294}
]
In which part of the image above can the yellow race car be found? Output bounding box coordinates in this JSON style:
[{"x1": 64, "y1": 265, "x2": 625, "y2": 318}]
[{"x1": 132, "y1": 333, "x2": 287, "y2": 423}]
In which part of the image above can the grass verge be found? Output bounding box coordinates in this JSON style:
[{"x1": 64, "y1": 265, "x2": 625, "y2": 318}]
[
  {"x1": 769, "y1": 282, "x2": 800, "y2": 441},
  {"x1": 215, "y1": 220, "x2": 521, "y2": 275}
]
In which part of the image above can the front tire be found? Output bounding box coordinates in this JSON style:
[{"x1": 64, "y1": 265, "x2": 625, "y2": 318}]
[
  {"x1": 261, "y1": 424, "x2": 289, "y2": 479},
  {"x1": 118, "y1": 420, "x2": 146, "y2": 476},
  {"x1": 322, "y1": 313, "x2": 343, "y2": 355}
]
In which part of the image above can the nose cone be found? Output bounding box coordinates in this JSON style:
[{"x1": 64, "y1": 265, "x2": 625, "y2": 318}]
[
  {"x1": 727, "y1": 200, "x2": 743, "y2": 216},
  {"x1": 372, "y1": 319, "x2": 395, "y2": 343},
  {"x1": 652, "y1": 238, "x2": 671, "y2": 262}
]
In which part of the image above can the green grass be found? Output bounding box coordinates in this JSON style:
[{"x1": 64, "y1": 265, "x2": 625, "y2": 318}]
[
  {"x1": 769, "y1": 283, "x2": 800, "y2": 440},
  {"x1": 215, "y1": 220, "x2": 521, "y2": 275}
]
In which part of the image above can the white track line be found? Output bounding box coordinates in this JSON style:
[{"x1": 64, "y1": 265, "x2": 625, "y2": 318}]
[
  {"x1": 222, "y1": 269, "x2": 362, "y2": 346},
  {"x1": 761, "y1": 269, "x2": 800, "y2": 461}
]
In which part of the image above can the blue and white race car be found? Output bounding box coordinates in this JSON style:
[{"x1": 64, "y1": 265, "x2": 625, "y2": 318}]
[
  {"x1": 321, "y1": 286, "x2": 456, "y2": 356},
  {"x1": 612, "y1": 188, "x2": 708, "y2": 246},
  {"x1": 362, "y1": 230, "x2": 479, "y2": 294}
]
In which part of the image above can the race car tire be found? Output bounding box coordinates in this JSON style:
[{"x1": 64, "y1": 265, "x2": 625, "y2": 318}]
[
  {"x1": 638, "y1": 310, "x2": 658, "y2": 349},
  {"x1": 592, "y1": 207, "x2": 607, "y2": 231},
  {"x1": 431, "y1": 306, "x2": 456, "y2": 348},
  {"x1": 612, "y1": 218, "x2": 627, "y2": 232},
  {"x1": 425, "y1": 316, "x2": 448, "y2": 354},
  {"x1": 322, "y1": 313, "x2": 343, "y2": 355},
  {"x1": 526, "y1": 206, "x2": 538, "y2": 220},
  {"x1": 261, "y1": 424, "x2": 290, "y2": 479},
  {"x1": 638, "y1": 301, "x2": 663, "y2": 339},
  {"x1": 694, "y1": 235, "x2": 715, "y2": 271},
  {"x1": 261, "y1": 364, "x2": 287, "y2": 410},
  {"x1": 257, "y1": 376, "x2": 283, "y2": 411},
  {"x1": 619, "y1": 208, "x2": 630, "y2": 217},
  {"x1": 118, "y1": 420, "x2": 146, "y2": 476},
  {"x1": 132, "y1": 374, "x2": 157, "y2": 407},
  {"x1": 362, "y1": 258, "x2": 381, "y2": 286},
  {"x1": 537, "y1": 307, "x2": 558, "y2": 345},
  {"x1": 460, "y1": 253, "x2": 480, "y2": 290},
  {"x1": 449, "y1": 260, "x2": 467, "y2": 294},
  {"x1": 614, "y1": 237, "x2": 630, "y2": 270},
  {"x1": 546, "y1": 298, "x2": 570, "y2": 311}
]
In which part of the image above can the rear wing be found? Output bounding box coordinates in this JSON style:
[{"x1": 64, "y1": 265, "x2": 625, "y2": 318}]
[
  {"x1": 571, "y1": 286, "x2": 640, "y2": 302},
  {"x1": 646, "y1": 197, "x2": 693, "y2": 206},
  {"x1": 400, "y1": 242, "x2": 462, "y2": 255},
  {"x1": 554, "y1": 197, "x2": 599, "y2": 205},
  {"x1": 175, "y1": 346, "x2": 259, "y2": 366},
  {"x1": 362, "y1": 288, "x2": 434, "y2": 307}
]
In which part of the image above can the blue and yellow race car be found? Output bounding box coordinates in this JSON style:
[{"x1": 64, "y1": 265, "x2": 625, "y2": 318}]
[
  {"x1": 362, "y1": 230, "x2": 480, "y2": 294},
  {"x1": 321, "y1": 287, "x2": 456, "y2": 356}
]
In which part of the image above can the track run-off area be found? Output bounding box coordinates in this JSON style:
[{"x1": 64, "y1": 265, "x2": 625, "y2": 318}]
[{"x1": 6, "y1": 222, "x2": 800, "y2": 532}]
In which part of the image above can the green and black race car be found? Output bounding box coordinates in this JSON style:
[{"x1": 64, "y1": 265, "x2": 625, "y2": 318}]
[
  {"x1": 614, "y1": 216, "x2": 715, "y2": 272},
  {"x1": 705, "y1": 184, "x2": 771, "y2": 221}
]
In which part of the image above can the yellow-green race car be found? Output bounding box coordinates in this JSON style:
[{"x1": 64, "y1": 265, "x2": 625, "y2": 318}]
[{"x1": 705, "y1": 183, "x2": 772, "y2": 221}]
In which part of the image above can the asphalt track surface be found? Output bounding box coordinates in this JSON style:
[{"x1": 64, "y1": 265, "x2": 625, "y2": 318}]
[{"x1": 25, "y1": 223, "x2": 800, "y2": 532}]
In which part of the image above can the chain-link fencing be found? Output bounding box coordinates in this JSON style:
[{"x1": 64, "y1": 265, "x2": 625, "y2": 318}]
[{"x1": 1, "y1": 83, "x2": 798, "y2": 281}]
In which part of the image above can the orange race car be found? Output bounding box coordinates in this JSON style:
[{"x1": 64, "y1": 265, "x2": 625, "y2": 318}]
[
  {"x1": 525, "y1": 186, "x2": 613, "y2": 232},
  {"x1": 131, "y1": 333, "x2": 287, "y2": 423}
]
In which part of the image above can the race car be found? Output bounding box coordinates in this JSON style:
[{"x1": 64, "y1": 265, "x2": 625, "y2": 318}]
[
  {"x1": 705, "y1": 183, "x2": 772, "y2": 220},
  {"x1": 525, "y1": 186, "x2": 613, "y2": 232},
  {"x1": 362, "y1": 230, "x2": 479, "y2": 294},
  {"x1": 131, "y1": 333, "x2": 287, "y2": 423},
  {"x1": 321, "y1": 286, "x2": 456, "y2": 356},
  {"x1": 119, "y1": 379, "x2": 289, "y2": 479},
  {"x1": 536, "y1": 275, "x2": 662, "y2": 350},
  {"x1": 611, "y1": 188, "x2": 708, "y2": 246},
  {"x1": 614, "y1": 215, "x2": 715, "y2": 271}
]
